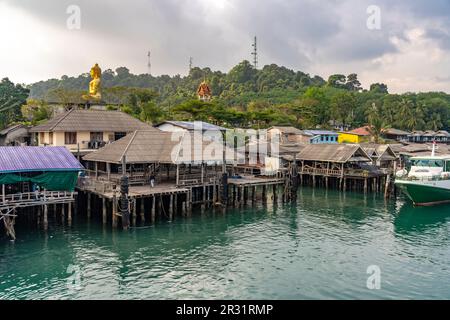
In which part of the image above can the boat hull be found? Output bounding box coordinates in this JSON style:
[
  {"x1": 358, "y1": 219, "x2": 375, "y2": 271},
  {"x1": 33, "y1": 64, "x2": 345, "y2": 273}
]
[{"x1": 395, "y1": 180, "x2": 450, "y2": 206}]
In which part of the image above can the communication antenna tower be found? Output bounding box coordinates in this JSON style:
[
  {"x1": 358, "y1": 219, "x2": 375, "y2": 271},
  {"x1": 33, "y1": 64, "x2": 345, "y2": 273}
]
[
  {"x1": 147, "y1": 51, "x2": 152, "y2": 75},
  {"x1": 251, "y1": 36, "x2": 258, "y2": 69}
]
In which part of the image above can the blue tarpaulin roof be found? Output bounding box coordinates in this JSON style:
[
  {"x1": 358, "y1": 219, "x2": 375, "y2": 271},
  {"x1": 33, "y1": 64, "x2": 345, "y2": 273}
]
[{"x1": 0, "y1": 147, "x2": 84, "y2": 174}]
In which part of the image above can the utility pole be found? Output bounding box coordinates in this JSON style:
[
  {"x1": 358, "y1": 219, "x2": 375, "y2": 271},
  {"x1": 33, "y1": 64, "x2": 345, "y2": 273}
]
[
  {"x1": 251, "y1": 36, "x2": 258, "y2": 69},
  {"x1": 147, "y1": 51, "x2": 152, "y2": 75}
]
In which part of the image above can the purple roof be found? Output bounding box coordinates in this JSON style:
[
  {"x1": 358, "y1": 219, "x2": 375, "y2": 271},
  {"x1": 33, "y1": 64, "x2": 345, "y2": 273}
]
[{"x1": 0, "y1": 147, "x2": 84, "y2": 173}]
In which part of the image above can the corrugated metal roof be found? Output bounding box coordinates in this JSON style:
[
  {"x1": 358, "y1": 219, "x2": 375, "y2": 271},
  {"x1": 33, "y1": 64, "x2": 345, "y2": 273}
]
[
  {"x1": 269, "y1": 126, "x2": 303, "y2": 135},
  {"x1": 0, "y1": 124, "x2": 29, "y2": 136},
  {"x1": 158, "y1": 121, "x2": 227, "y2": 132},
  {"x1": 303, "y1": 130, "x2": 338, "y2": 136},
  {"x1": 297, "y1": 144, "x2": 371, "y2": 163},
  {"x1": 383, "y1": 128, "x2": 411, "y2": 136},
  {"x1": 0, "y1": 147, "x2": 84, "y2": 173},
  {"x1": 83, "y1": 130, "x2": 236, "y2": 164},
  {"x1": 30, "y1": 109, "x2": 153, "y2": 133},
  {"x1": 345, "y1": 126, "x2": 371, "y2": 136}
]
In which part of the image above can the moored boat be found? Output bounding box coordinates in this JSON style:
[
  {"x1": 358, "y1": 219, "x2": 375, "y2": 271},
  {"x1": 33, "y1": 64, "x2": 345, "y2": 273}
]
[{"x1": 395, "y1": 153, "x2": 450, "y2": 206}]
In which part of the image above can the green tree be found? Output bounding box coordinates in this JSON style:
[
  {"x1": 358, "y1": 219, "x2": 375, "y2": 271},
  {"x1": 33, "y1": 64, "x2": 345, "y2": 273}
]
[
  {"x1": 331, "y1": 91, "x2": 356, "y2": 129},
  {"x1": 327, "y1": 74, "x2": 347, "y2": 89},
  {"x1": 0, "y1": 78, "x2": 30, "y2": 129},
  {"x1": 367, "y1": 103, "x2": 389, "y2": 143},
  {"x1": 140, "y1": 101, "x2": 166, "y2": 124},
  {"x1": 346, "y1": 74, "x2": 362, "y2": 92},
  {"x1": 21, "y1": 99, "x2": 52, "y2": 125},
  {"x1": 370, "y1": 83, "x2": 389, "y2": 94}
]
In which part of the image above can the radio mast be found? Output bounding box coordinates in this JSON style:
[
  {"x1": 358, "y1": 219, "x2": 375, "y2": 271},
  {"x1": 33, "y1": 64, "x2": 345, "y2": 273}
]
[
  {"x1": 147, "y1": 51, "x2": 152, "y2": 75},
  {"x1": 251, "y1": 36, "x2": 258, "y2": 69}
]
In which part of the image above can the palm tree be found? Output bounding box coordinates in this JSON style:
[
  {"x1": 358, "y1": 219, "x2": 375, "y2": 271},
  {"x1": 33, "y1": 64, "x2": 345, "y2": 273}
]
[{"x1": 428, "y1": 113, "x2": 443, "y2": 131}]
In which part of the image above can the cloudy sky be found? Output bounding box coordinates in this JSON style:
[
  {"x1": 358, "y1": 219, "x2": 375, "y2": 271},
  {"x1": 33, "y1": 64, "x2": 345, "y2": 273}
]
[{"x1": 0, "y1": 0, "x2": 449, "y2": 93}]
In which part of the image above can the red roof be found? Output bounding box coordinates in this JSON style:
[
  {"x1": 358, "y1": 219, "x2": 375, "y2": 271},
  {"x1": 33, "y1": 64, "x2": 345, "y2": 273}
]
[{"x1": 347, "y1": 126, "x2": 371, "y2": 136}]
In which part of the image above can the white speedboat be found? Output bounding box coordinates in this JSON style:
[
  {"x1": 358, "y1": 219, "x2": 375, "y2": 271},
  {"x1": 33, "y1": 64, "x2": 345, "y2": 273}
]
[{"x1": 395, "y1": 153, "x2": 450, "y2": 206}]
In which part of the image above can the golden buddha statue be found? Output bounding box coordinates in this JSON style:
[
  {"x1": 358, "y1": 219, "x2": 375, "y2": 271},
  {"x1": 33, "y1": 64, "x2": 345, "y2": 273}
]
[
  {"x1": 82, "y1": 63, "x2": 102, "y2": 101},
  {"x1": 197, "y1": 80, "x2": 212, "y2": 101}
]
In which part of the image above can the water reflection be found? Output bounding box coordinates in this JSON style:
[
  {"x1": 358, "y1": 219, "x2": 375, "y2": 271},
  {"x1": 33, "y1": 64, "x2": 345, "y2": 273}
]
[
  {"x1": 394, "y1": 200, "x2": 450, "y2": 236},
  {"x1": 1, "y1": 189, "x2": 450, "y2": 299}
]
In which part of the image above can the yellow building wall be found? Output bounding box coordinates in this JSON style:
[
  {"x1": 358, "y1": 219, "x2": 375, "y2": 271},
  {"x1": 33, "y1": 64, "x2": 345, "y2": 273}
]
[{"x1": 338, "y1": 133, "x2": 361, "y2": 144}]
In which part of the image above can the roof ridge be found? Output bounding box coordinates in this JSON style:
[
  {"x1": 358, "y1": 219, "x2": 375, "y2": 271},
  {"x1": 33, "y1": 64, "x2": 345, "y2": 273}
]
[
  {"x1": 49, "y1": 108, "x2": 75, "y2": 131},
  {"x1": 121, "y1": 130, "x2": 138, "y2": 162}
]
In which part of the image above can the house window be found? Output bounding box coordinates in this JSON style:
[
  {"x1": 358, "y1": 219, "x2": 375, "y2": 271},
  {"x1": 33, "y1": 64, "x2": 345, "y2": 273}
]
[
  {"x1": 90, "y1": 132, "x2": 104, "y2": 141},
  {"x1": 65, "y1": 132, "x2": 77, "y2": 145},
  {"x1": 39, "y1": 132, "x2": 45, "y2": 144},
  {"x1": 114, "y1": 132, "x2": 127, "y2": 141},
  {"x1": 49, "y1": 132, "x2": 54, "y2": 145}
]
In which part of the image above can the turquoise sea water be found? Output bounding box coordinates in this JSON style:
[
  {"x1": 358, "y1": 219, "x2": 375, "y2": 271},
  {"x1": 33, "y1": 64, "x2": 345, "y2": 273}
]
[{"x1": 1, "y1": 187, "x2": 450, "y2": 300}]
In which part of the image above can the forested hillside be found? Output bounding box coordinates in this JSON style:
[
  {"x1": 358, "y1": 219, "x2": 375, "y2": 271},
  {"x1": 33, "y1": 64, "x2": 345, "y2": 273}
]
[{"x1": 12, "y1": 60, "x2": 450, "y2": 131}]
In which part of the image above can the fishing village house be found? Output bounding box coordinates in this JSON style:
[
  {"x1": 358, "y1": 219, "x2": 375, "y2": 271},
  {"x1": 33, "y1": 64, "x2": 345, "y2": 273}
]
[
  {"x1": 361, "y1": 144, "x2": 398, "y2": 172},
  {"x1": 79, "y1": 129, "x2": 237, "y2": 226},
  {"x1": 408, "y1": 130, "x2": 450, "y2": 144},
  {"x1": 382, "y1": 128, "x2": 411, "y2": 142},
  {"x1": 338, "y1": 126, "x2": 371, "y2": 144},
  {"x1": 299, "y1": 130, "x2": 339, "y2": 144},
  {"x1": 155, "y1": 121, "x2": 227, "y2": 142},
  {"x1": 294, "y1": 144, "x2": 391, "y2": 193},
  {"x1": 0, "y1": 124, "x2": 31, "y2": 146},
  {"x1": 29, "y1": 109, "x2": 153, "y2": 157},
  {"x1": 0, "y1": 146, "x2": 83, "y2": 238}
]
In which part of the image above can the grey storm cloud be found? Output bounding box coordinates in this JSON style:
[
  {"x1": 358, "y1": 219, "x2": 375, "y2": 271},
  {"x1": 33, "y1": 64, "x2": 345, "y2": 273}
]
[{"x1": 2, "y1": 0, "x2": 450, "y2": 92}]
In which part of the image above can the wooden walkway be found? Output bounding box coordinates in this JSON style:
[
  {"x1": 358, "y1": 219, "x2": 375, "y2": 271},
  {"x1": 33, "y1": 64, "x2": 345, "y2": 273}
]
[
  {"x1": 80, "y1": 183, "x2": 189, "y2": 200},
  {"x1": 228, "y1": 175, "x2": 285, "y2": 186}
]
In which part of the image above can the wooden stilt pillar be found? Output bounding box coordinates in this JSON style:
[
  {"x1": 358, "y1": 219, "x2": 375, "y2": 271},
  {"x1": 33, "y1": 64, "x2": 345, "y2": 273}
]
[
  {"x1": 262, "y1": 185, "x2": 267, "y2": 204},
  {"x1": 201, "y1": 185, "x2": 206, "y2": 212},
  {"x1": 43, "y1": 205, "x2": 48, "y2": 230},
  {"x1": 132, "y1": 198, "x2": 137, "y2": 226},
  {"x1": 384, "y1": 175, "x2": 391, "y2": 199},
  {"x1": 151, "y1": 196, "x2": 156, "y2": 222},
  {"x1": 252, "y1": 186, "x2": 256, "y2": 205},
  {"x1": 243, "y1": 187, "x2": 248, "y2": 206},
  {"x1": 140, "y1": 198, "x2": 145, "y2": 223},
  {"x1": 174, "y1": 194, "x2": 178, "y2": 216},
  {"x1": 87, "y1": 193, "x2": 91, "y2": 219},
  {"x1": 61, "y1": 202, "x2": 65, "y2": 223},
  {"x1": 182, "y1": 193, "x2": 187, "y2": 216},
  {"x1": 112, "y1": 194, "x2": 118, "y2": 228},
  {"x1": 273, "y1": 184, "x2": 277, "y2": 205},
  {"x1": 169, "y1": 194, "x2": 173, "y2": 221},
  {"x1": 102, "y1": 197, "x2": 107, "y2": 225},
  {"x1": 188, "y1": 189, "x2": 193, "y2": 215},
  {"x1": 68, "y1": 202, "x2": 72, "y2": 226}
]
